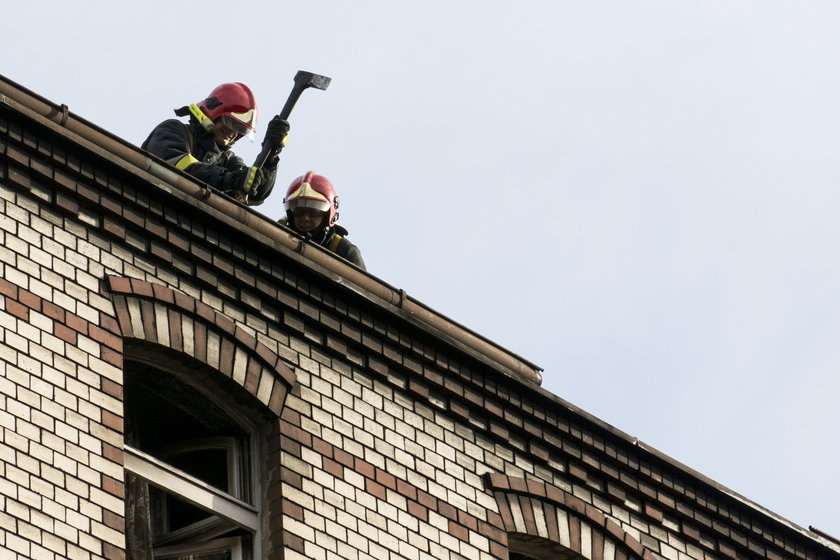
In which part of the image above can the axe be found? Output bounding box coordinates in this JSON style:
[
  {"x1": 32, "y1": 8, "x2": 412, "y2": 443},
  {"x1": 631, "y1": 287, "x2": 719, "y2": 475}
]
[{"x1": 253, "y1": 70, "x2": 331, "y2": 169}]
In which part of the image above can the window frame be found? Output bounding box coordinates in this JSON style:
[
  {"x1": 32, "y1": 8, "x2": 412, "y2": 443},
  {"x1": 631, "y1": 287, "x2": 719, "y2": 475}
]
[
  {"x1": 124, "y1": 445, "x2": 260, "y2": 533},
  {"x1": 123, "y1": 355, "x2": 269, "y2": 559}
]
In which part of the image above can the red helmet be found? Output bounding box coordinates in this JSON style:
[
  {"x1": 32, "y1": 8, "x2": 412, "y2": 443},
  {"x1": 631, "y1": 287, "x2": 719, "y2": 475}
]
[
  {"x1": 197, "y1": 82, "x2": 258, "y2": 140},
  {"x1": 284, "y1": 171, "x2": 340, "y2": 227}
]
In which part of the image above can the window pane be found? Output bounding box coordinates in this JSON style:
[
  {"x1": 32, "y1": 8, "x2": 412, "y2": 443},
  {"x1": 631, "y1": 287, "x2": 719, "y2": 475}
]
[
  {"x1": 154, "y1": 535, "x2": 244, "y2": 560},
  {"x1": 124, "y1": 361, "x2": 249, "y2": 497}
]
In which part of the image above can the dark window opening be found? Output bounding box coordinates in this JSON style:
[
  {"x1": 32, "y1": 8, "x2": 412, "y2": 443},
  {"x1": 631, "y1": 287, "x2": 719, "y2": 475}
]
[
  {"x1": 124, "y1": 359, "x2": 261, "y2": 560},
  {"x1": 508, "y1": 533, "x2": 585, "y2": 560}
]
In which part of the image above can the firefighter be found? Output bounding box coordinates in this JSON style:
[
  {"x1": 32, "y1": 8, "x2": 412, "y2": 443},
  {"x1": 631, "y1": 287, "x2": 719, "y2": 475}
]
[
  {"x1": 141, "y1": 82, "x2": 289, "y2": 205},
  {"x1": 281, "y1": 171, "x2": 366, "y2": 270}
]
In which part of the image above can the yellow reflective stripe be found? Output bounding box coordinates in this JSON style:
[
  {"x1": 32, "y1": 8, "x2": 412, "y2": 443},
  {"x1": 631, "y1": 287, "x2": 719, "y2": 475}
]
[
  {"x1": 188, "y1": 104, "x2": 214, "y2": 131},
  {"x1": 175, "y1": 153, "x2": 200, "y2": 170},
  {"x1": 243, "y1": 166, "x2": 258, "y2": 193},
  {"x1": 328, "y1": 234, "x2": 343, "y2": 252}
]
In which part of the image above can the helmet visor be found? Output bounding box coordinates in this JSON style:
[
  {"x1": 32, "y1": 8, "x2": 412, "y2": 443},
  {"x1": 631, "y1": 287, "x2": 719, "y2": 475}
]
[
  {"x1": 286, "y1": 198, "x2": 331, "y2": 213},
  {"x1": 217, "y1": 114, "x2": 256, "y2": 141}
]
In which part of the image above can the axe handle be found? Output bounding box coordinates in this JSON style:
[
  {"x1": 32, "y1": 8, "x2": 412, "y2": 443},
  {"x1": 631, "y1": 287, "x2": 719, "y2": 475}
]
[
  {"x1": 278, "y1": 83, "x2": 308, "y2": 121},
  {"x1": 253, "y1": 138, "x2": 283, "y2": 169},
  {"x1": 253, "y1": 143, "x2": 280, "y2": 169},
  {"x1": 253, "y1": 82, "x2": 311, "y2": 168}
]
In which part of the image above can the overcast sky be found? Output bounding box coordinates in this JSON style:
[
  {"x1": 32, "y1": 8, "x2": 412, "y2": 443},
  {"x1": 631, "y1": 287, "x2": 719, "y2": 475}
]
[{"x1": 5, "y1": 0, "x2": 838, "y2": 539}]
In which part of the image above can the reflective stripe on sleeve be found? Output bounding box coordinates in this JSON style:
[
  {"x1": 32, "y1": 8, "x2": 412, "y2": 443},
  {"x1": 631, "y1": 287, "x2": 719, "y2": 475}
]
[
  {"x1": 243, "y1": 166, "x2": 258, "y2": 193},
  {"x1": 175, "y1": 154, "x2": 201, "y2": 170}
]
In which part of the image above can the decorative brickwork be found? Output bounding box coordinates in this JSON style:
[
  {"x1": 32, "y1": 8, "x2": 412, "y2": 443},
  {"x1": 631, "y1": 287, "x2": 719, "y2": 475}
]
[
  {"x1": 485, "y1": 473, "x2": 646, "y2": 560},
  {"x1": 104, "y1": 275, "x2": 296, "y2": 416}
]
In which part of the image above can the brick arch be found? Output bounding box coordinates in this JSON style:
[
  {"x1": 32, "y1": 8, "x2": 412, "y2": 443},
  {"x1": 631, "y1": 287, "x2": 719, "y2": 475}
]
[
  {"x1": 484, "y1": 474, "x2": 650, "y2": 560},
  {"x1": 105, "y1": 276, "x2": 296, "y2": 417}
]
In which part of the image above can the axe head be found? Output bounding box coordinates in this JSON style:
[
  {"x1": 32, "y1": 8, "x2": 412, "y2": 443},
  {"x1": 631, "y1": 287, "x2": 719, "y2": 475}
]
[{"x1": 294, "y1": 70, "x2": 331, "y2": 91}]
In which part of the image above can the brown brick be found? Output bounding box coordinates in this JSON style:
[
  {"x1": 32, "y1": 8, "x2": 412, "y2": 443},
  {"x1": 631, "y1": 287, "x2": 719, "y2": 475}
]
[
  {"x1": 418, "y1": 489, "x2": 437, "y2": 511},
  {"x1": 624, "y1": 533, "x2": 644, "y2": 557},
  {"x1": 281, "y1": 467, "x2": 302, "y2": 491},
  {"x1": 103, "y1": 442, "x2": 123, "y2": 465},
  {"x1": 565, "y1": 493, "x2": 587, "y2": 516},
  {"x1": 407, "y1": 499, "x2": 428, "y2": 522},
  {"x1": 334, "y1": 447, "x2": 354, "y2": 468},
  {"x1": 103, "y1": 474, "x2": 124, "y2": 498},
  {"x1": 644, "y1": 503, "x2": 664, "y2": 522},
  {"x1": 528, "y1": 441, "x2": 550, "y2": 461},
  {"x1": 361, "y1": 333, "x2": 381, "y2": 353},
  {"x1": 280, "y1": 434, "x2": 301, "y2": 456},
  {"x1": 244, "y1": 360, "x2": 261, "y2": 395},
  {"x1": 55, "y1": 191, "x2": 79, "y2": 212},
  {"x1": 218, "y1": 338, "x2": 235, "y2": 377},
  {"x1": 101, "y1": 409, "x2": 123, "y2": 431},
  {"x1": 298, "y1": 299, "x2": 320, "y2": 321},
  {"x1": 408, "y1": 378, "x2": 429, "y2": 399},
  {"x1": 568, "y1": 462, "x2": 588, "y2": 483},
  {"x1": 282, "y1": 530, "x2": 305, "y2": 554},
  {"x1": 592, "y1": 529, "x2": 604, "y2": 560},
  {"x1": 457, "y1": 508, "x2": 479, "y2": 533},
  {"x1": 18, "y1": 288, "x2": 41, "y2": 311},
  {"x1": 489, "y1": 540, "x2": 508, "y2": 559},
  {"x1": 438, "y1": 500, "x2": 457, "y2": 521},
  {"x1": 41, "y1": 301, "x2": 65, "y2": 323},
  {"x1": 101, "y1": 378, "x2": 122, "y2": 399},
  {"x1": 282, "y1": 497, "x2": 304, "y2": 521},
  {"x1": 310, "y1": 435, "x2": 333, "y2": 458},
  {"x1": 375, "y1": 468, "x2": 397, "y2": 490},
  {"x1": 585, "y1": 503, "x2": 606, "y2": 527},
  {"x1": 340, "y1": 322, "x2": 362, "y2": 343},
  {"x1": 396, "y1": 478, "x2": 417, "y2": 501},
  {"x1": 570, "y1": 515, "x2": 581, "y2": 553},
  {"x1": 366, "y1": 478, "x2": 386, "y2": 500},
  {"x1": 519, "y1": 495, "x2": 537, "y2": 534},
  {"x1": 101, "y1": 346, "x2": 123, "y2": 369},
  {"x1": 489, "y1": 421, "x2": 509, "y2": 441},
  {"x1": 718, "y1": 542, "x2": 737, "y2": 559},
  {"x1": 323, "y1": 457, "x2": 343, "y2": 480},
  {"x1": 448, "y1": 520, "x2": 469, "y2": 542},
  {"x1": 267, "y1": 382, "x2": 287, "y2": 416},
  {"x1": 102, "y1": 542, "x2": 126, "y2": 560},
  {"x1": 102, "y1": 510, "x2": 124, "y2": 532},
  {"x1": 90, "y1": 323, "x2": 122, "y2": 351},
  {"x1": 54, "y1": 322, "x2": 77, "y2": 344},
  {"x1": 524, "y1": 479, "x2": 545, "y2": 498}
]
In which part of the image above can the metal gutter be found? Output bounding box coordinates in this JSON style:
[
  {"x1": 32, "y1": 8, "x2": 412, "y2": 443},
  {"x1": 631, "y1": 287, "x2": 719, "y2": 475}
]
[{"x1": 0, "y1": 74, "x2": 543, "y2": 385}]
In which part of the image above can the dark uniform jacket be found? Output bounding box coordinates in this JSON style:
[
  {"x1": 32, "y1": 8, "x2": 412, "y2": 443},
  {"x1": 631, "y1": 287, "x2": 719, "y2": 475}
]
[
  {"x1": 279, "y1": 219, "x2": 366, "y2": 270},
  {"x1": 323, "y1": 225, "x2": 366, "y2": 270},
  {"x1": 141, "y1": 117, "x2": 277, "y2": 201}
]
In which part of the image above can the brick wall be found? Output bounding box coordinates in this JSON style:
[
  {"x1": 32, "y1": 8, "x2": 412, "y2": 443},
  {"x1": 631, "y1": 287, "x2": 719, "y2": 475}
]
[{"x1": 1, "y1": 79, "x2": 837, "y2": 560}]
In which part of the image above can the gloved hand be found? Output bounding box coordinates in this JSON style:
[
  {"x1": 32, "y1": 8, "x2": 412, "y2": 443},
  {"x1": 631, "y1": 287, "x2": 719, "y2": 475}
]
[
  {"x1": 225, "y1": 166, "x2": 266, "y2": 196},
  {"x1": 262, "y1": 116, "x2": 290, "y2": 151}
]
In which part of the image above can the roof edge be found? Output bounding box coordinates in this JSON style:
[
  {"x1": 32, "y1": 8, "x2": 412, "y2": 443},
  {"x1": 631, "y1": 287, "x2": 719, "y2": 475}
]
[{"x1": 0, "y1": 73, "x2": 543, "y2": 386}]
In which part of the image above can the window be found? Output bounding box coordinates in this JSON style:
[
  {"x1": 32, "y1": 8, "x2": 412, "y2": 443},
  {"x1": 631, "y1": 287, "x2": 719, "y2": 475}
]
[
  {"x1": 508, "y1": 534, "x2": 584, "y2": 560},
  {"x1": 124, "y1": 359, "x2": 265, "y2": 559}
]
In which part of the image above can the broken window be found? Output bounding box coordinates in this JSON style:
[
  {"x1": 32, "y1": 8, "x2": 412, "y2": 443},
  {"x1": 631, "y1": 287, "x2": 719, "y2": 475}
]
[{"x1": 123, "y1": 359, "x2": 263, "y2": 559}]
